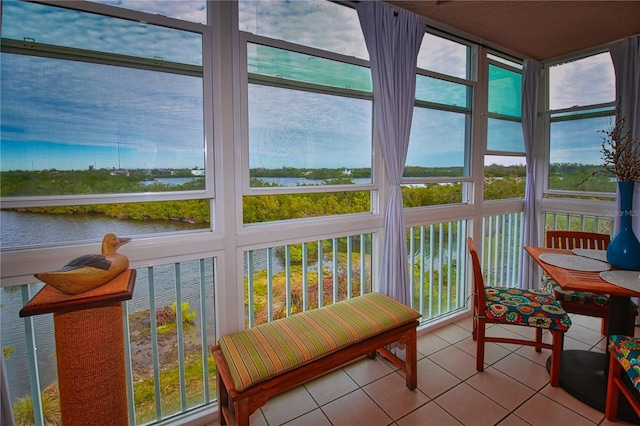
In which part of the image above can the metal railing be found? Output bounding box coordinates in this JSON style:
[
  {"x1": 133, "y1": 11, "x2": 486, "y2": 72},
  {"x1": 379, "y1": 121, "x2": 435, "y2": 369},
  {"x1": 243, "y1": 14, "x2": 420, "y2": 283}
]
[
  {"x1": 2, "y1": 258, "x2": 216, "y2": 426},
  {"x1": 244, "y1": 233, "x2": 373, "y2": 328},
  {"x1": 5, "y1": 210, "x2": 614, "y2": 425}
]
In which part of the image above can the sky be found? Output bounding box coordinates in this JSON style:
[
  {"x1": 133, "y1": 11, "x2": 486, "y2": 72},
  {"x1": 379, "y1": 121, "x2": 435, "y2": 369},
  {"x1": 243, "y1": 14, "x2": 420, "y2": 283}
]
[{"x1": 0, "y1": 0, "x2": 616, "y2": 172}]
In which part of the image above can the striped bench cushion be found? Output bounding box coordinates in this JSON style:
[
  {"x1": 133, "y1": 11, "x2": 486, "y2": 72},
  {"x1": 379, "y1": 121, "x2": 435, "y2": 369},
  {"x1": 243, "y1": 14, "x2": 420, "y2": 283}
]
[{"x1": 218, "y1": 292, "x2": 421, "y2": 392}]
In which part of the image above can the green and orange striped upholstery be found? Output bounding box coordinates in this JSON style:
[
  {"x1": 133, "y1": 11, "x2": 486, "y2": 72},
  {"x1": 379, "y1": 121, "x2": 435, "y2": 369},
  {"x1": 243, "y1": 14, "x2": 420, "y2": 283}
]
[{"x1": 218, "y1": 292, "x2": 421, "y2": 392}]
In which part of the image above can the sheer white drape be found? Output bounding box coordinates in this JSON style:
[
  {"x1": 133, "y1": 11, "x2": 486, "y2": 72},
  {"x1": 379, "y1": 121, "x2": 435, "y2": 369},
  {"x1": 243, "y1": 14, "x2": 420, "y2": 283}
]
[
  {"x1": 356, "y1": 2, "x2": 424, "y2": 305},
  {"x1": 610, "y1": 35, "x2": 640, "y2": 235},
  {"x1": 520, "y1": 59, "x2": 541, "y2": 288}
]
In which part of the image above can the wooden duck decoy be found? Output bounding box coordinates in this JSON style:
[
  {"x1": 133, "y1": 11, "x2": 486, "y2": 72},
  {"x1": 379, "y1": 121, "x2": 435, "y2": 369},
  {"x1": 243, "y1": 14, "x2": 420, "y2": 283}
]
[{"x1": 34, "y1": 233, "x2": 131, "y2": 295}]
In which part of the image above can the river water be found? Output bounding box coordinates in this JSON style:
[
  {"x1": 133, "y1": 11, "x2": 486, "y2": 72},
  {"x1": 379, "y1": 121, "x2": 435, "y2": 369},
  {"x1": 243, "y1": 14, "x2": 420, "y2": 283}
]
[{"x1": 0, "y1": 210, "x2": 276, "y2": 405}]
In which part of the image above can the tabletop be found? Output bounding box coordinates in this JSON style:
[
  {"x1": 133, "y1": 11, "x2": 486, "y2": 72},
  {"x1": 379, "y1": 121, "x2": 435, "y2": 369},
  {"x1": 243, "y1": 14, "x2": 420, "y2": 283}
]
[{"x1": 525, "y1": 246, "x2": 640, "y2": 298}]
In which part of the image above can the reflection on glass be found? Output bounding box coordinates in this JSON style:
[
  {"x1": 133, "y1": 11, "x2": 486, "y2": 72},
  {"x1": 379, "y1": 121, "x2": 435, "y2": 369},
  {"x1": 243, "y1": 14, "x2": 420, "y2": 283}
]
[
  {"x1": 549, "y1": 52, "x2": 615, "y2": 110},
  {"x1": 488, "y1": 64, "x2": 521, "y2": 117},
  {"x1": 248, "y1": 44, "x2": 372, "y2": 92},
  {"x1": 418, "y1": 33, "x2": 469, "y2": 79},
  {"x1": 1, "y1": 54, "x2": 205, "y2": 195},
  {"x1": 239, "y1": 0, "x2": 368, "y2": 60},
  {"x1": 2, "y1": 1, "x2": 203, "y2": 65},
  {"x1": 415, "y1": 75, "x2": 471, "y2": 108},
  {"x1": 91, "y1": 0, "x2": 207, "y2": 24},
  {"x1": 248, "y1": 84, "x2": 372, "y2": 186},
  {"x1": 405, "y1": 108, "x2": 469, "y2": 177},
  {"x1": 549, "y1": 114, "x2": 616, "y2": 193},
  {"x1": 487, "y1": 119, "x2": 524, "y2": 152}
]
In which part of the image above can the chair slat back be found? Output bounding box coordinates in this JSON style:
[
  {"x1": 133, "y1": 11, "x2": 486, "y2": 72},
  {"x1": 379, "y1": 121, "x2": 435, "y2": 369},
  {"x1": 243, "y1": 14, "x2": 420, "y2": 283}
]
[
  {"x1": 546, "y1": 230, "x2": 610, "y2": 250},
  {"x1": 467, "y1": 237, "x2": 487, "y2": 315}
]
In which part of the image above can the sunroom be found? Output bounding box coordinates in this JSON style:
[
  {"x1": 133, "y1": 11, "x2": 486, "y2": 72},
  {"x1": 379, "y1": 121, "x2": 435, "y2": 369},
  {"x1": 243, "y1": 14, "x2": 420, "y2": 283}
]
[{"x1": 1, "y1": 1, "x2": 639, "y2": 425}]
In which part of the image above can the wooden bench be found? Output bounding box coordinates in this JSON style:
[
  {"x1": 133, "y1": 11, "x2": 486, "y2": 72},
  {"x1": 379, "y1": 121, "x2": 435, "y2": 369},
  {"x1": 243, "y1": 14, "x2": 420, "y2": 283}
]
[{"x1": 211, "y1": 292, "x2": 421, "y2": 426}]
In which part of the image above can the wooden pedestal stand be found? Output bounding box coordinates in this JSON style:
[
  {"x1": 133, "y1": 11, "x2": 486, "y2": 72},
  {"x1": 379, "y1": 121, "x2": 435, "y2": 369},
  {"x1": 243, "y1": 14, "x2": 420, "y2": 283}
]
[{"x1": 20, "y1": 269, "x2": 136, "y2": 426}]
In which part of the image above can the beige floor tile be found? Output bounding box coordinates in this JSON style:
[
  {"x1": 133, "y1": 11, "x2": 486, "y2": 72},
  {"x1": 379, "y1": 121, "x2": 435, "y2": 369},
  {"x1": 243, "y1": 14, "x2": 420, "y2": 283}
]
[
  {"x1": 495, "y1": 413, "x2": 533, "y2": 425},
  {"x1": 322, "y1": 389, "x2": 392, "y2": 426},
  {"x1": 415, "y1": 357, "x2": 461, "y2": 399},
  {"x1": 261, "y1": 386, "x2": 318, "y2": 426},
  {"x1": 514, "y1": 393, "x2": 596, "y2": 425},
  {"x1": 282, "y1": 408, "x2": 332, "y2": 426},
  {"x1": 453, "y1": 314, "x2": 474, "y2": 332},
  {"x1": 434, "y1": 382, "x2": 510, "y2": 426},
  {"x1": 456, "y1": 336, "x2": 512, "y2": 367},
  {"x1": 465, "y1": 367, "x2": 536, "y2": 411},
  {"x1": 492, "y1": 352, "x2": 553, "y2": 391},
  {"x1": 396, "y1": 401, "x2": 463, "y2": 426},
  {"x1": 565, "y1": 323, "x2": 605, "y2": 346},
  {"x1": 343, "y1": 356, "x2": 395, "y2": 387},
  {"x1": 429, "y1": 344, "x2": 480, "y2": 381},
  {"x1": 305, "y1": 368, "x2": 359, "y2": 406},
  {"x1": 570, "y1": 314, "x2": 604, "y2": 331},
  {"x1": 250, "y1": 409, "x2": 269, "y2": 426},
  {"x1": 363, "y1": 372, "x2": 430, "y2": 420},
  {"x1": 561, "y1": 335, "x2": 594, "y2": 351},
  {"x1": 539, "y1": 383, "x2": 605, "y2": 423},
  {"x1": 417, "y1": 332, "x2": 450, "y2": 357},
  {"x1": 432, "y1": 323, "x2": 471, "y2": 344}
]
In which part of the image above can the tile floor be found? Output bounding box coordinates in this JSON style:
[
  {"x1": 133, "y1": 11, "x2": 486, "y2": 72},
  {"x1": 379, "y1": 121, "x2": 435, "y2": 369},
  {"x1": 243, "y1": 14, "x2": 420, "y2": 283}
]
[{"x1": 241, "y1": 313, "x2": 639, "y2": 426}]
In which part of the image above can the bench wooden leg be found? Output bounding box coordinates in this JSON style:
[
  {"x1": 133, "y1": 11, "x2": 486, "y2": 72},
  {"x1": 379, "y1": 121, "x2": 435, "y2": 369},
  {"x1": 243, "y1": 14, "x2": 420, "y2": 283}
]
[
  {"x1": 405, "y1": 327, "x2": 417, "y2": 390},
  {"x1": 235, "y1": 397, "x2": 250, "y2": 426},
  {"x1": 217, "y1": 369, "x2": 228, "y2": 425}
]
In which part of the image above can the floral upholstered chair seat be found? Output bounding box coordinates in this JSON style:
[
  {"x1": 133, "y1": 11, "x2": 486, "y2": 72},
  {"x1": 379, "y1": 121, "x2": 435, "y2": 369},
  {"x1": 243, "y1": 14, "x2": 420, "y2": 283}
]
[
  {"x1": 609, "y1": 335, "x2": 640, "y2": 392},
  {"x1": 541, "y1": 277, "x2": 609, "y2": 306},
  {"x1": 484, "y1": 286, "x2": 571, "y2": 331}
]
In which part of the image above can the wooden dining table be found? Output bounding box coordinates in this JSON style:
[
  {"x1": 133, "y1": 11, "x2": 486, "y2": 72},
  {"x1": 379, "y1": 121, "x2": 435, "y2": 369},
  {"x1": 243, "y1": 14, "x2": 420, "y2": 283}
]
[{"x1": 525, "y1": 246, "x2": 640, "y2": 422}]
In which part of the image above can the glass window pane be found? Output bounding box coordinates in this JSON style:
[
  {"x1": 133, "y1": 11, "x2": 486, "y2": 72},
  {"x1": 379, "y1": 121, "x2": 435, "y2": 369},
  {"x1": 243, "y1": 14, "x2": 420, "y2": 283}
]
[
  {"x1": 248, "y1": 44, "x2": 372, "y2": 92},
  {"x1": 549, "y1": 114, "x2": 616, "y2": 192},
  {"x1": 1, "y1": 54, "x2": 205, "y2": 195},
  {"x1": 417, "y1": 33, "x2": 469, "y2": 79},
  {"x1": 484, "y1": 156, "x2": 526, "y2": 200},
  {"x1": 405, "y1": 108, "x2": 469, "y2": 178},
  {"x1": 415, "y1": 75, "x2": 471, "y2": 109},
  {"x1": 488, "y1": 64, "x2": 521, "y2": 118},
  {"x1": 248, "y1": 84, "x2": 372, "y2": 185},
  {"x1": 91, "y1": 0, "x2": 207, "y2": 23},
  {"x1": 1, "y1": 201, "x2": 209, "y2": 250},
  {"x1": 243, "y1": 192, "x2": 371, "y2": 223},
  {"x1": 402, "y1": 183, "x2": 463, "y2": 207},
  {"x1": 2, "y1": 1, "x2": 202, "y2": 66},
  {"x1": 239, "y1": 0, "x2": 368, "y2": 60},
  {"x1": 487, "y1": 118, "x2": 524, "y2": 152},
  {"x1": 549, "y1": 52, "x2": 615, "y2": 110}
]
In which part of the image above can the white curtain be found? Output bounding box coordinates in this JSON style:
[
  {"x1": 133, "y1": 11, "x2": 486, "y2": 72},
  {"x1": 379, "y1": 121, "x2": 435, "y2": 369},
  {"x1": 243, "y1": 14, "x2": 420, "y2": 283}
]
[
  {"x1": 610, "y1": 35, "x2": 640, "y2": 235},
  {"x1": 520, "y1": 59, "x2": 541, "y2": 288},
  {"x1": 356, "y1": 2, "x2": 424, "y2": 305}
]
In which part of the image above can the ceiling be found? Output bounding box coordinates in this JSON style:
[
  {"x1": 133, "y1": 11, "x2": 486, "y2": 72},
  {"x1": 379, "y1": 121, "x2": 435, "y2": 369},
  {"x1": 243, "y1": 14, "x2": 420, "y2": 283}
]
[{"x1": 385, "y1": 1, "x2": 640, "y2": 61}]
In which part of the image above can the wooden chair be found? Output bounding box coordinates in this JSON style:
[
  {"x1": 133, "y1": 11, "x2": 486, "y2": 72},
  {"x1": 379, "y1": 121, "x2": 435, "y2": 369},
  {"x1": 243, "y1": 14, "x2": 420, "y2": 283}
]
[
  {"x1": 467, "y1": 237, "x2": 571, "y2": 386},
  {"x1": 606, "y1": 335, "x2": 640, "y2": 421},
  {"x1": 543, "y1": 230, "x2": 637, "y2": 334}
]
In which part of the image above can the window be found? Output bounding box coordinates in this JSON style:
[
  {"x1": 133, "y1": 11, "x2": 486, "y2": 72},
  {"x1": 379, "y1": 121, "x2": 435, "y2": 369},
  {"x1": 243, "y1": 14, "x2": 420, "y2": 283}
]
[
  {"x1": 547, "y1": 52, "x2": 616, "y2": 195},
  {"x1": 484, "y1": 54, "x2": 525, "y2": 201},
  {"x1": 240, "y1": 0, "x2": 373, "y2": 223},
  {"x1": 0, "y1": 1, "x2": 211, "y2": 248},
  {"x1": 403, "y1": 33, "x2": 472, "y2": 207}
]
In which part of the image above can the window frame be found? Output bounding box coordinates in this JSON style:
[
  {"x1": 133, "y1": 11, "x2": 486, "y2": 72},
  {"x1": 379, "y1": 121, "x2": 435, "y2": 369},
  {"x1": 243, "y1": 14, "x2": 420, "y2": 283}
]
[
  {"x1": 402, "y1": 31, "x2": 475, "y2": 188},
  {"x1": 0, "y1": 0, "x2": 215, "y2": 209},
  {"x1": 239, "y1": 32, "x2": 378, "y2": 197},
  {"x1": 542, "y1": 49, "x2": 616, "y2": 200}
]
